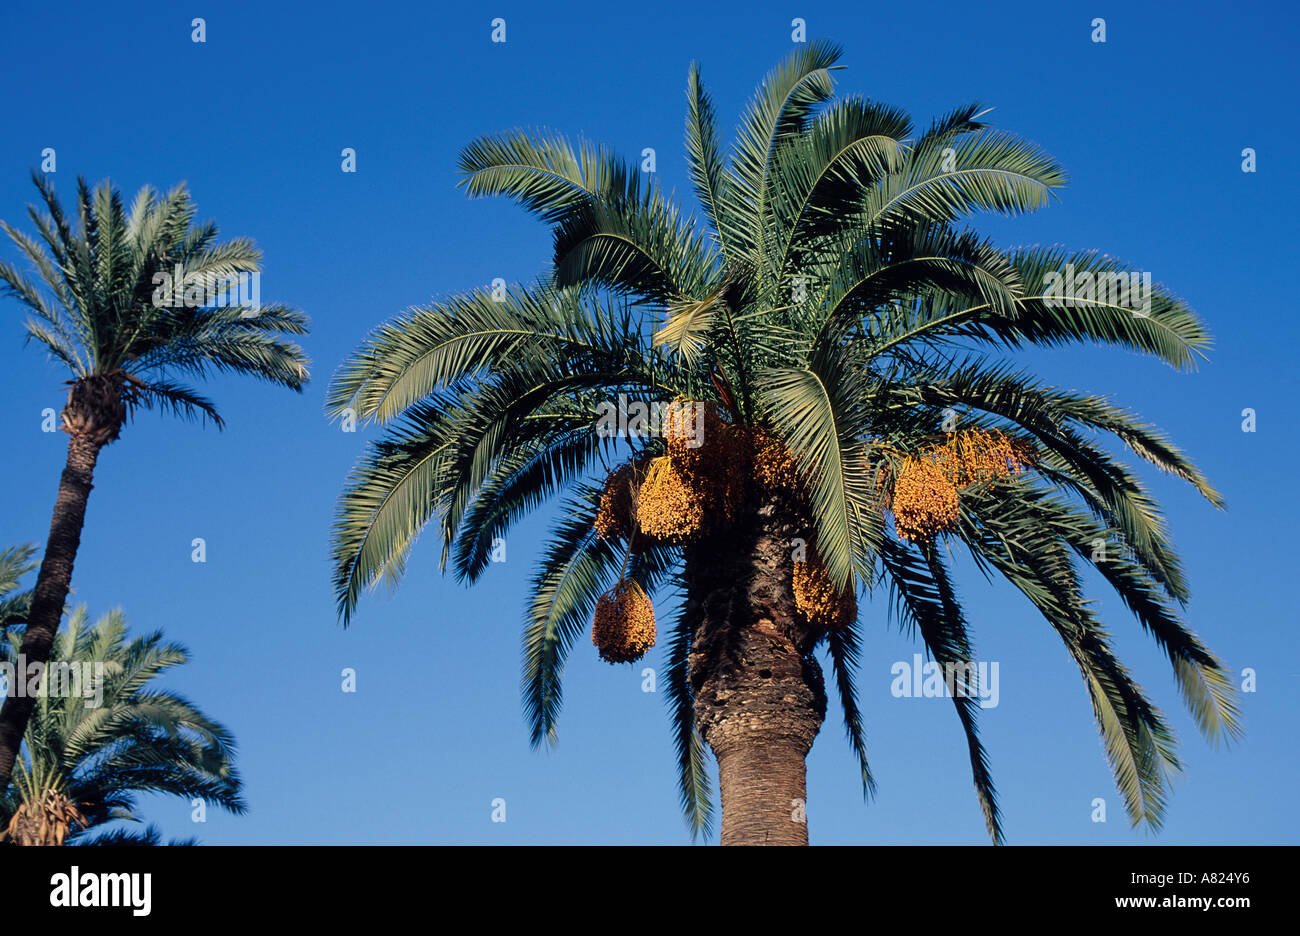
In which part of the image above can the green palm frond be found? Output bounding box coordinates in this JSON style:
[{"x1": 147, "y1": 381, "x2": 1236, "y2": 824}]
[
  {"x1": 759, "y1": 341, "x2": 885, "y2": 590},
  {"x1": 768, "y1": 96, "x2": 910, "y2": 276},
  {"x1": 452, "y1": 406, "x2": 612, "y2": 583},
  {"x1": 956, "y1": 485, "x2": 1187, "y2": 829},
  {"x1": 521, "y1": 484, "x2": 679, "y2": 748},
  {"x1": 976, "y1": 487, "x2": 1241, "y2": 746},
  {"x1": 684, "y1": 62, "x2": 731, "y2": 254},
  {"x1": 899, "y1": 360, "x2": 1223, "y2": 509},
  {"x1": 331, "y1": 400, "x2": 453, "y2": 625},
  {"x1": 457, "y1": 129, "x2": 631, "y2": 223},
  {"x1": 889, "y1": 359, "x2": 1221, "y2": 603},
  {"x1": 663, "y1": 584, "x2": 713, "y2": 839},
  {"x1": 819, "y1": 223, "x2": 1024, "y2": 340},
  {"x1": 327, "y1": 283, "x2": 646, "y2": 426},
  {"x1": 825, "y1": 619, "x2": 878, "y2": 801},
  {"x1": 880, "y1": 537, "x2": 1002, "y2": 843},
  {"x1": 860, "y1": 128, "x2": 1066, "y2": 229},
  {"x1": 429, "y1": 355, "x2": 660, "y2": 570},
  {"x1": 0, "y1": 544, "x2": 37, "y2": 632},
  {"x1": 552, "y1": 177, "x2": 718, "y2": 303},
  {"x1": 78, "y1": 823, "x2": 198, "y2": 846},
  {"x1": 720, "y1": 39, "x2": 843, "y2": 260},
  {"x1": 521, "y1": 484, "x2": 617, "y2": 748},
  {"x1": 976, "y1": 247, "x2": 1211, "y2": 370}
]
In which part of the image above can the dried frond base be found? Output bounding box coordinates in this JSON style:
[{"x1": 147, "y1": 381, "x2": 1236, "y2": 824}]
[{"x1": 6, "y1": 789, "x2": 87, "y2": 846}]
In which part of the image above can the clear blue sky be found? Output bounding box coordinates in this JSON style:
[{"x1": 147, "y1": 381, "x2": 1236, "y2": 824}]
[{"x1": 0, "y1": 0, "x2": 1296, "y2": 845}]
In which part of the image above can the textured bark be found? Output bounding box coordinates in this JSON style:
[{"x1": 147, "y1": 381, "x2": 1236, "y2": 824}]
[
  {"x1": 0, "y1": 430, "x2": 102, "y2": 792},
  {"x1": 686, "y1": 493, "x2": 826, "y2": 845}
]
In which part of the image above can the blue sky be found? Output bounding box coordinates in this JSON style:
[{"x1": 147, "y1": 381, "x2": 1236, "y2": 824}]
[{"x1": 0, "y1": 0, "x2": 1296, "y2": 844}]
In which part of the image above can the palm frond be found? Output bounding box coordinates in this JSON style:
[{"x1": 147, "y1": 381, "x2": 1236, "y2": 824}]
[
  {"x1": 880, "y1": 537, "x2": 1002, "y2": 843},
  {"x1": 825, "y1": 620, "x2": 878, "y2": 801},
  {"x1": 663, "y1": 583, "x2": 714, "y2": 838},
  {"x1": 457, "y1": 129, "x2": 630, "y2": 223}
]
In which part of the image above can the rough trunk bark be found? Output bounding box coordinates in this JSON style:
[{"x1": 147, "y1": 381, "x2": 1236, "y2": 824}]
[
  {"x1": 686, "y1": 494, "x2": 826, "y2": 845},
  {"x1": 0, "y1": 432, "x2": 101, "y2": 791}
]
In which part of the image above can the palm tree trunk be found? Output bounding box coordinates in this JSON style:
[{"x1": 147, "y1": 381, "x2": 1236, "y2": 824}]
[
  {"x1": 0, "y1": 433, "x2": 101, "y2": 791},
  {"x1": 687, "y1": 496, "x2": 826, "y2": 845}
]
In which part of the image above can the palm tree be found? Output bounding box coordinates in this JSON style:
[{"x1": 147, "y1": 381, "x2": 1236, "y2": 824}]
[
  {"x1": 327, "y1": 42, "x2": 1240, "y2": 844},
  {"x1": 0, "y1": 173, "x2": 309, "y2": 792},
  {"x1": 0, "y1": 604, "x2": 244, "y2": 845}
]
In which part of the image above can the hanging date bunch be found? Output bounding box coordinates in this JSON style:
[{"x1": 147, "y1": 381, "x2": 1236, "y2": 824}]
[
  {"x1": 591, "y1": 579, "x2": 657, "y2": 664},
  {"x1": 890, "y1": 457, "x2": 962, "y2": 542},
  {"x1": 593, "y1": 398, "x2": 818, "y2": 551},
  {"x1": 594, "y1": 458, "x2": 647, "y2": 545},
  {"x1": 888, "y1": 428, "x2": 1035, "y2": 543},
  {"x1": 932, "y1": 428, "x2": 1035, "y2": 487},
  {"x1": 644, "y1": 400, "x2": 750, "y2": 538},
  {"x1": 747, "y1": 427, "x2": 806, "y2": 495},
  {"x1": 589, "y1": 399, "x2": 823, "y2": 662},
  {"x1": 792, "y1": 548, "x2": 857, "y2": 633},
  {"x1": 591, "y1": 400, "x2": 751, "y2": 548},
  {"x1": 636, "y1": 455, "x2": 712, "y2": 544}
]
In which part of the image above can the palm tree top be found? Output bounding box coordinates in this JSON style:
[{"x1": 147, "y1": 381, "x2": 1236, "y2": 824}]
[
  {"x1": 1, "y1": 604, "x2": 245, "y2": 845},
  {"x1": 0, "y1": 171, "x2": 310, "y2": 434}
]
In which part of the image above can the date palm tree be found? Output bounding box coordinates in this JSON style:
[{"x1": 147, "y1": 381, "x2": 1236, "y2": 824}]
[
  {"x1": 0, "y1": 173, "x2": 309, "y2": 792},
  {"x1": 328, "y1": 42, "x2": 1239, "y2": 844},
  {"x1": 0, "y1": 604, "x2": 244, "y2": 845}
]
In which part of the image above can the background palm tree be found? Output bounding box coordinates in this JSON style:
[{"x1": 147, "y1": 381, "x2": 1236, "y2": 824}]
[
  {"x1": 0, "y1": 603, "x2": 244, "y2": 845},
  {"x1": 328, "y1": 42, "x2": 1240, "y2": 844},
  {"x1": 0, "y1": 173, "x2": 310, "y2": 792}
]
